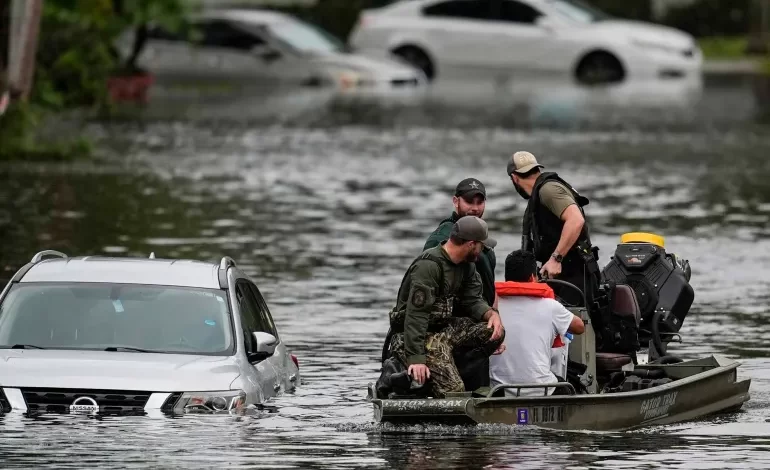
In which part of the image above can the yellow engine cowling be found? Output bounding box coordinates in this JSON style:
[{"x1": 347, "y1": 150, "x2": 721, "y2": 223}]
[{"x1": 619, "y1": 232, "x2": 665, "y2": 248}]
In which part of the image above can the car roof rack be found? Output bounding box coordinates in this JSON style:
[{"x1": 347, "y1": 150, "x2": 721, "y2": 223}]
[
  {"x1": 220, "y1": 256, "x2": 236, "y2": 270},
  {"x1": 218, "y1": 256, "x2": 236, "y2": 289},
  {"x1": 30, "y1": 250, "x2": 68, "y2": 264},
  {"x1": 10, "y1": 250, "x2": 69, "y2": 284}
]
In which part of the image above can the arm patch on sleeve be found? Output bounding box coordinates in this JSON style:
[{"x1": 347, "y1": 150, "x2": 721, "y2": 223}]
[{"x1": 411, "y1": 286, "x2": 427, "y2": 308}]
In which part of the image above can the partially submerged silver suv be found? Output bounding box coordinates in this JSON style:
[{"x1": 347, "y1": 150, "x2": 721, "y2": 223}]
[{"x1": 0, "y1": 251, "x2": 299, "y2": 416}]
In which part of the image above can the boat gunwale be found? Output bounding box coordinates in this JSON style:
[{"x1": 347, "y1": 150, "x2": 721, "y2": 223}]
[{"x1": 370, "y1": 355, "x2": 746, "y2": 406}]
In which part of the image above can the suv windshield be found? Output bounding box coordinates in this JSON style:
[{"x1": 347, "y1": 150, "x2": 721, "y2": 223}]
[
  {"x1": 267, "y1": 19, "x2": 345, "y2": 54},
  {"x1": 544, "y1": 0, "x2": 611, "y2": 23},
  {"x1": 0, "y1": 283, "x2": 233, "y2": 355}
]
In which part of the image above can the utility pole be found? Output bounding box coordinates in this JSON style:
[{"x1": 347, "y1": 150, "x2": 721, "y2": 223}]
[
  {"x1": 7, "y1": 0, "x2": 42, "y2": 101},
  {"x1": 1, "y1": 0, "x2": 9, "y2": 84}
]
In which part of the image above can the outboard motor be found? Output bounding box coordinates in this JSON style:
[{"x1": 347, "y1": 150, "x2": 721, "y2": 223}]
[{"x1": 600, "y1": 232, "x2": 694, "y2": 357}]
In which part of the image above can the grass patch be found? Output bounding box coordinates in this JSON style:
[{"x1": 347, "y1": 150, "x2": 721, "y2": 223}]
[
  {"x1": 699, "y1": 36, "x2": 770, "y2": 75},
  {"x1": 697, "y1": 36, "x2": 750, "y2": 59},
  {"x1": 0, "y1": 104, "x2": 93, "y2": 162}
]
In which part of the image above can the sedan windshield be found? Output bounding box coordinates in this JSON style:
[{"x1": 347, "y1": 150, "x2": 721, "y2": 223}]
[
  {"x1": 0, "y1": 283, "x2": 233, "y2": 355},
  {"x1": 268, "y1": 20, "x2": 345, "y2": 54},
  {"x1": 544, "y1": 0, "x2": 611, "y2": 23}
]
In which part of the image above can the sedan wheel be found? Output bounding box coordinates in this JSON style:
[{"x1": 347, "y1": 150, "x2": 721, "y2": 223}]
[
  {"x1": 576, "y1": 51, "x2": 625, "y2": 85},
  {"x1": 392, "y1": 46, "x2": 435, "y2": 81}
]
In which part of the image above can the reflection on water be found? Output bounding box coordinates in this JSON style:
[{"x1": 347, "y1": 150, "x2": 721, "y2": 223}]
[
  {"x1": 1, "y1": 76, "x2": 770, "y2": 468},
  {"x1": 124, "y1": 73, "x2": 770, "y2": 131}
]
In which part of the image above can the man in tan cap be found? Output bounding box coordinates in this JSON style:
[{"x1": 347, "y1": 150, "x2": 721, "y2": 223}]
[{"x1": 506, "y1": 151, "x2": 600, "y2": 306}]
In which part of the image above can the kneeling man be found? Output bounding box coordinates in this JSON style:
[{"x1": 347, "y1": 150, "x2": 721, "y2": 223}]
[
  {"x1": 490, "y1": 250, "x2": 585, "y2": 396},
  {"x1": 381, "y1": 216, "x2": 505, "y2": 398}
]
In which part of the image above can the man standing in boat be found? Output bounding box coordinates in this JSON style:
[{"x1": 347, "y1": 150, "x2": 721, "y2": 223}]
[
  {"x1": 506, "y1": 151, "x2": 601, "y2": 306},
  {"x1": 423, "y1": 177, "x2": 498, "y2": 391},
  {"x1": 379, "y1": 216, "x2": 505, "y2": 398}
]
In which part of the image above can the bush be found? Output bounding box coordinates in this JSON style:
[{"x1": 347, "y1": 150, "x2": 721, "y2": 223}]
[
  {"x1": 0, "y1": 103, "x2": 92, "y2": 161},
  {"x1": 661, "y1": 0, "x2": 751, "y2": 37}
]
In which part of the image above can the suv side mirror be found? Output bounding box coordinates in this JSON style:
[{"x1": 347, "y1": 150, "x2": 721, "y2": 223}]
[
  {"x1": 253, "y1": 331, "x2": 277, "y2": 355},
  {"x1": 247, "y1": 332, "x2": 277, "y2": 362}
]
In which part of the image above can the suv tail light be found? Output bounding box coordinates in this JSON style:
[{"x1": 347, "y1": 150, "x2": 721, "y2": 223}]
[{"x1": 291, "y1": 354, "x2": 299, "y2": 369}]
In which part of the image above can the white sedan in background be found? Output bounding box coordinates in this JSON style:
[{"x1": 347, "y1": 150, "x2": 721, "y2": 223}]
[
  {"x1": 348, "y1": 0, "x2": 703, "y2": 85},
  {"x1": 117, "y1": 8, "x2": 428, "y2": 97}
]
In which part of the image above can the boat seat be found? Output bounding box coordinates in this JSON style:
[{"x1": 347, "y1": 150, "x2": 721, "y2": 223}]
[
  {"x1": 595, "y1": 285, "x2": 641, "y2": 373},
  {"x1": 611, "y1": 283, "x2": 641, "y2": 327},
  {"x1": 596, "y1": 352, "x2": 634, "y2": 372}
]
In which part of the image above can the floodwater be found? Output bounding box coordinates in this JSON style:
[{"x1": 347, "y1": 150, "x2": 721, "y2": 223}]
[{"x1": 1, "y1": 74, "x2": 770, "y2": 468}]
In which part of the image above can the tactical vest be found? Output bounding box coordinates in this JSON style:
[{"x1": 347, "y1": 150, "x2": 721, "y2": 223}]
[
  {"x1": 430, "y1": 214, "x2": 496, "y2": 307},
  {"x1": 522, "y1": 172, "x2": 592, "y2": 264},
  {"x1": 381, "y1": 249, "x2": 471, "y2": 362}
]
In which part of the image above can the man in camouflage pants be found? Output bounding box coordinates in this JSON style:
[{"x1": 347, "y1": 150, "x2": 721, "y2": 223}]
[{"x1": 381, "y1": 216, "x2": 506, "y2": 398}]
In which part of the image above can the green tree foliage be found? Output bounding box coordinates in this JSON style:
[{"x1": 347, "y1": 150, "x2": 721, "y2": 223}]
[
  {"x1": 0, "y1": 0, "x2": 190, "y2": 160},
  {"x1": 33, "y1": 0, "x2": 191, "y2": 110},
  {"x1": 663, "y1": 0, "x2": 751, "y2": 37}
]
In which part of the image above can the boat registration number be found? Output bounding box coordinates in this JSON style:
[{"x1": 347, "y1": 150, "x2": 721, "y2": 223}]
[{"x1": 517, "y1": 406, "x2": 565, "y2": 424}]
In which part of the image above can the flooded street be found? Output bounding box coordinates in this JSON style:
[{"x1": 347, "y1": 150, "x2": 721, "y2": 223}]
[{"x1": 2, "y1": 75, "x2": 770, "y2": 468}]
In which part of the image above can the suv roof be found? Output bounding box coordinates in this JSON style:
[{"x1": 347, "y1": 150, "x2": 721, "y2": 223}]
[{"x1": 9, "y1": 251, "x2": 237, "y2": 289}]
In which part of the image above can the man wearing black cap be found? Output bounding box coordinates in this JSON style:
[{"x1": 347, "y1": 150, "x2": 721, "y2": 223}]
[
  {"x1": 378, "y1": 216, "x2": 505, "y2": 398},
  {"x1": 423, "y1": 178, "x2": 499, "y2": 392},
  {"x1": 424, "y1": 178, "x2": 497, "y2": 308},
  {"x1": 506, "y1": 151, "x2": 600, "y2": 306}
]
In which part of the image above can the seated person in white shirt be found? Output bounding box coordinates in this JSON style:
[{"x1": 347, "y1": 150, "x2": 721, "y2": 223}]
[{"x1": 489, "y1": 249, "x2": 585, "y2": 396}]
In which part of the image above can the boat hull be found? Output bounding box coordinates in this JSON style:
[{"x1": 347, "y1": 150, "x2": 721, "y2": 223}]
[{"x1": 369, "y1": 355, "x2": 751, "y2": 431}]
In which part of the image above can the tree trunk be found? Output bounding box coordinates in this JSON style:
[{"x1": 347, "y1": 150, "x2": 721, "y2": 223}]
[{"x1": 746, "y1": 0, "x2": 769, "y2": 54}]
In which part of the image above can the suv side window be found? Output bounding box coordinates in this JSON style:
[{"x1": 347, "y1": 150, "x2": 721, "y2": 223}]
[
  {"x1": 235, "y1": 281, "x2": 261, "y2": 353},
  {"x1": 422, "y1": 0, "x2": 492, "y2": 20},
  {"x1": 495, "y1": 0, "x2": 542, "y2": 24},
  {"x1": 195, "y1": 19, "x2": 265, "y2": 50},
  {"x1": 246, "y1": 283, "x2": 279, "y2": 340}
]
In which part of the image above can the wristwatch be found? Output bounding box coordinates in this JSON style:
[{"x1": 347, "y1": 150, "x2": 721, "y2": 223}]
[{"x1": 551, "y1": 252, "x2": 563, "y2": 263}]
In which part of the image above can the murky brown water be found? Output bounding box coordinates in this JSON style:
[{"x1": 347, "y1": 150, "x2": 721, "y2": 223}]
[{"x1": 1, "y1": 76, "x2": 770, "y2": 468}]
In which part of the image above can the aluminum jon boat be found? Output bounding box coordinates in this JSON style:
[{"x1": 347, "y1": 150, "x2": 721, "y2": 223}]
[
  {"x1": 367, "y1": 233, "x2": 751, "y2": 431},
  {"x1": 367, "y1": 355, "x2": 750, "y2": 430}
]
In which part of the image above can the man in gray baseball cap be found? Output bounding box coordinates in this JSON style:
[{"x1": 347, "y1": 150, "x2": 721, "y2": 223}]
[
  {"x1": 377, "y1": 215, "x2": 505, "y2": 398},
  {"x1": 424, "y1": 200, "x2": 499, "y2": 393},
  {"x1": 450, "y1": 215, "x2": 497, "y2": 254}
]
